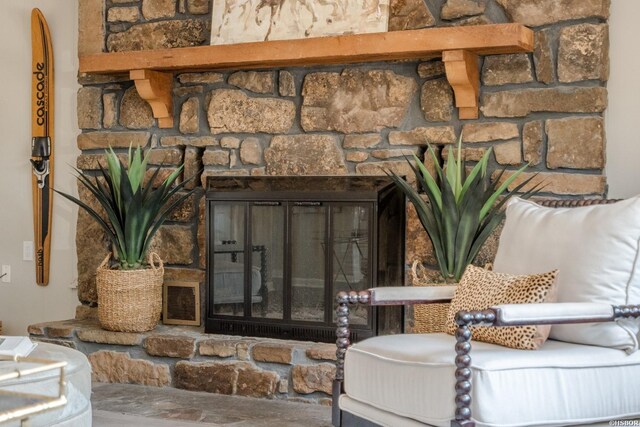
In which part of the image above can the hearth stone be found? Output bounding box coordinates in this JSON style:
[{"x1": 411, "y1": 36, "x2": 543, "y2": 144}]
[{"x1": 28, "y1": 319, "x2": 337, "y2": 404}]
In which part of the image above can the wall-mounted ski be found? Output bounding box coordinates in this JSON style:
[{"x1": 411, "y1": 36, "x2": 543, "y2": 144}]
[{"x1": 31, "y1": 9, "x2": 54, "y2": 286}]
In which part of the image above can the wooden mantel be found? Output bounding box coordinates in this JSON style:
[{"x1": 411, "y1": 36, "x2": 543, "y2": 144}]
[{"x1": 79, "y1": 24, "x2": 533, "y2": 127}]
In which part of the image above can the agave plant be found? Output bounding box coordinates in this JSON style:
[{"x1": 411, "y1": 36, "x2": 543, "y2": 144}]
[
  {"x1": 55, "y1": 146, "x2": 195, "y2": 270},
  {"x1": 389, "y1": 136, "x2": 540, "y2": 282}
]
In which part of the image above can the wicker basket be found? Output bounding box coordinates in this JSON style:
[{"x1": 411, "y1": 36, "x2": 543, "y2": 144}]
[
  {"x1": 96, "y1": 252, "x2": 164, "y2": 332},
  {"x1": 411, "y1": 261, "x2": 454, "y2": 334}
]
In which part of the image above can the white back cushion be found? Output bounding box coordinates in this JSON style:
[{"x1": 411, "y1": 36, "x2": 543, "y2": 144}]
[{"x1": 493, "y1": 197, "x2": 640, "y2": 352}]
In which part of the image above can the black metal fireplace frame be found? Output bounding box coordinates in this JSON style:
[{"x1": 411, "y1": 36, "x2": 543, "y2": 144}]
[{"x1": 205, "y1": 176, "x2": 406, "y2": 343}]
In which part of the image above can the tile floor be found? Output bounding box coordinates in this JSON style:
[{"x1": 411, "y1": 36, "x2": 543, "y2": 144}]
[{"x1": 91, "y1": 383, "x2": 332, "y2": 427}]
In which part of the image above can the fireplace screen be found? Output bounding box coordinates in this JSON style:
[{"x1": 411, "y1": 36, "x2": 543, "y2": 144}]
[{"x1": 206, "y1": 177, "x2": 405, "y2": 342}]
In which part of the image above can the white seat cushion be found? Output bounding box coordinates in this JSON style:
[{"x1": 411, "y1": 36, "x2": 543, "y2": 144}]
[
  {"x1": 343, "y1": 333, "x2": 640, "y2": 427},
  {"x1": 493, "y1": 197, "x2": 640, "y2": 352}
]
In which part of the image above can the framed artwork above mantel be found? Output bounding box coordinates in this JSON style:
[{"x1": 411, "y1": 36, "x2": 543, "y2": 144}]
[{"x1": 210, "y1": 0, "x2": 390, "y2": 45}]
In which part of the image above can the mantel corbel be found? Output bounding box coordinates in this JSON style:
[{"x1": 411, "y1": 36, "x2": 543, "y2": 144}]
[
  {"x1": 130, "y1": 69, "x2": 174, "y2": 128},
  {"x1": 442, "y1": 50, "x2": 480, "y2": 120}
]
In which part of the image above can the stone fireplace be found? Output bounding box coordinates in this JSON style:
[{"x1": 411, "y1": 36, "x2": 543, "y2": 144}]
[{"x1": 48, "y1": 0, "x2": 612, "y2": 403}]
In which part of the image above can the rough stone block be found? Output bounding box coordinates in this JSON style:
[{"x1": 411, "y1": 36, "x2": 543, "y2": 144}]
[
  {"x1": 144, "y1": 335, "x2": 196, "y2": 358},
  {"x1": 558, "y1": 24, "x2": 609, "y2": 83},
  {"x1": 107, "y1": 20, "x2": 207, "y2": 52},
  {"x1": 389, "y1": 0, "x2": 436, "y2": 31},
  {"x1": 462, "y1": 122, "x2": 519, "y2": 143},
  {"x1": 356, "y1": 161, "x2": 417, "y2": 184},
  {"x1": 265, "y1": 135, "x2": 347, "y2": 175},
  {"x1": 301, "y1": 69, "x2": 416, "y2": 133},
  {"x1": 203, "y1": 148, "x2": 230, "y2": 166},
  {"x1": 481, "y1": 87, "x2": 607, "y2": 118},
  {"x1": 420, "y1": 78, "x2": 454, "y2": 122},
  {"x1": 161, "y1": 136, "x2": 217, "y2": 148},
  {"x1": 77, "y1": 153, "x2": 129, "y2": 170},
  {"x1": 482, "y1": 54, "x2": 533, "y2": 86},
  {"x1": 546, "y1": 117, "x2": 605, "y2": 169},
  {"x1": 441, "y1": 0, "x2": 485, "y2": 20},
  {"x1": 343, "y1": 134, "x2": 381, "y2": 149},
  {"x1": 495, "y1": 0, "x2": 610, "y2": 27},
  {"x1": 77, "y1": 87, "x2": 102, "y2": 130},
  {"x1": 103, "y1": 93, "x2": 118, "y2": 128},
  {"x1": 179, "y1": 97, "x2": 200, "y2": 134},
  {"x1": 76, "y1": 305, "x2": 99, "y2": 321},
  {"x1": 236, "y1": 365, "x2": 279, "y2": 398},
  {"x1": 389, "y1": 126, "x2": 456, "y2": 146},
  {"x1": 174, "y1": 361, "x2": 239, "y2": 394},
  {"x1": 371, "y1": 149, "x2": 418, "y2": 160},
  {"x1": 494, "y1": 140, "x2": 522, "y2": 165},
  {"x1": 178, "y1": 72, "x2": 224, "y2": 85},
  {"x1": 77, "y1": 328, "x2": 142, "y2": 346},
  {"x1": 148, "y1": 147, "x2": 184, "y2": 166},
  {"x1": 345, "y1": 152, "x2": 369, "y2": 163},
  {"x1": 279, "y1": 71, "x2": 296, "y2": 97},
  {"x1": 90, "y1": 351, "x2": 171, "y2": 387},
  {"x1": 120, "y1": 86, "x2": 155, "y2": 129},
  {"x1": 534, "y1": 29, "x2": 554, "y2": 84},
  {"x1": 187, "y1": 0, "x2": 209, "y2": 14},
  {"x1": 291, "y1": 364, "x2": 336, "y2": 395},
  {"x1": 228, "y1": 71, "x2": 274, "y2": 94},
  {"x1": 493, "y1": 171, "x2": 606, "y2": 196},
  {"x1": 141, "y1": 0, "x2": 176, "y2": 20},
  {"x1": 240, "y1": 138, "x2": 262, "y2": 165},
  {"x1": 252, "y1": 343, "x2": 294, "y2": 364},
  {"x1": 199, "y1": 339, "x2": 240, "y2": 358},
  {"x1": 166, "y1": 192, "x2": 196, "y2": 222},
  {"x1": 306, "y1": 344, "x2": 337, "y2": 361},
  {"x1": 107, "y1": 6, "x2": 140, "y2": 23},
  {"x1": 220, "y1": 137, "x2": 240, "y2": 149},
  {"x1": 78, "y1": 132, "x2": 151, "y2": 150},
  {"x1": 183, "y1": 146, "x2": 203, "y2": 190},
  {"x1": 418, "y1": 61, "x2": 446, "y2": 79},
  {"x1": 523, "y1": 121, "x2": 543, "y2": 166},
  {"x1": 149, "y1": 225, "x2": 195, "y2": 265},
  {"x1": 208, "y1": 90, "x2": 295, "y2": 134},
  {"x1": 78, "y1": 0, "x2": 105, "y2": 55}
]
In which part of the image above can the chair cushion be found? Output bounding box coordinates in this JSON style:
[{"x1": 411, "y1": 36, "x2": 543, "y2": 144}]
[
  {"x1": 343, "y1": 333, "x2": 640, "y2": 427},
  {"x1": 493, "y1": 197, "x2": 640, "y2": 352},
  {"x1": 445, "y1": 265, "x2": 557, "y2": 349}
]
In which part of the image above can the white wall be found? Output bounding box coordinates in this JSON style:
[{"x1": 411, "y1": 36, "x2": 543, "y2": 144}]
[
  {"x1": 0, "y1": 1, "x2": 79, "y2": 335},
  {"x1": 606, "y1": 1, "x2": 640, "y2": 198}
]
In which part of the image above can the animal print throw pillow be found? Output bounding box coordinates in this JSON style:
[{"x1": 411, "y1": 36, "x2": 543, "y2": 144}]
[{"x1": 445, "y1": 265, "x2": 558, "y2": 350}]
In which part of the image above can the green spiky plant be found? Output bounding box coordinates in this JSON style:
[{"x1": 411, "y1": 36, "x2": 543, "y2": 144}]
[
  {"x1": 389, "y1": 136, "x2": 540, "y2": 282},
  {"x1": 55, "y1": 146, "x2": 196, "y2": 270}
]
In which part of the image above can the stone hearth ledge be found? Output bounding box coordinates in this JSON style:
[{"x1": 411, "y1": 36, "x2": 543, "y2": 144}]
[{"x1": 28, "y1": 318, "x2": 336, "y2": 404}]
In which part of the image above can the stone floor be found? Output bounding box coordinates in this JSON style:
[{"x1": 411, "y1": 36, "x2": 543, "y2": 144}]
[{"x1": 91, "y1": 383, "x2": 333, "y2": 427}]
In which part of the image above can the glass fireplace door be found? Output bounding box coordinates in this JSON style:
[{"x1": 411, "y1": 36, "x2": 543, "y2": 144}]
[
  {"x1": 290, "y1": 203, "x2": 326, "y2": 323},
  {"x1": 210, "y1": 203, "x2": 246, "y2": 317},
  {"x1": 331, "y1": 204, "x2": 372, "y2": 326}
]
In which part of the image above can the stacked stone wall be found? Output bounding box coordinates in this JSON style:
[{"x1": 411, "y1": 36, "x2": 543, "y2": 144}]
[{"x1": 76, "y1": 1, "x2": 610, "y2": 329}]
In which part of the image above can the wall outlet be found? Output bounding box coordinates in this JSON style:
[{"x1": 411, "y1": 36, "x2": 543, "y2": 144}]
[
  {"x1": 23, "y1": 241, "x2": 34, "y2": 261},
  {"x1": 1, "y1": 265, "x2": 10, "y2": 283}
]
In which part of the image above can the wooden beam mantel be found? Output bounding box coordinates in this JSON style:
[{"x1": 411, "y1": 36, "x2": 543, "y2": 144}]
[{"x1": 79, "y1": 24, "x2": 534, "y2": 127}]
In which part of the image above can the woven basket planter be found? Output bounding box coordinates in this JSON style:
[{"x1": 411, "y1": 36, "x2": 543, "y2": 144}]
[
  {"x1": 411, "y1": 261, "x2": 455, "y2": 334},
  {"x1": 96, "y1": 252, "x2": 164, "y2": 332}
]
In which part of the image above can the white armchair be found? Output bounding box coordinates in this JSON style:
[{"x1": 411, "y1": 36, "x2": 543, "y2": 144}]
[{"x1": 333, "y1": 198, "x2": 640, "y2": 427}]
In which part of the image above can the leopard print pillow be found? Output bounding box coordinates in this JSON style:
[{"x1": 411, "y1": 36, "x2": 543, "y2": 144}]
[{"x1": 445, "y1": 265, "x2": 558, "y2": 350}]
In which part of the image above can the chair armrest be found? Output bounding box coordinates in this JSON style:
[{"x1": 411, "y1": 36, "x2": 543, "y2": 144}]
[
  {"x1": 336, "y1": 286, "x2": 455, "y2": 307},
  {"x1": 370, "y1": 286, "x2": 455, "y2": 305},
  {"x1": 492, "y1": 302, "x2": 615, "y2": 326}
]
